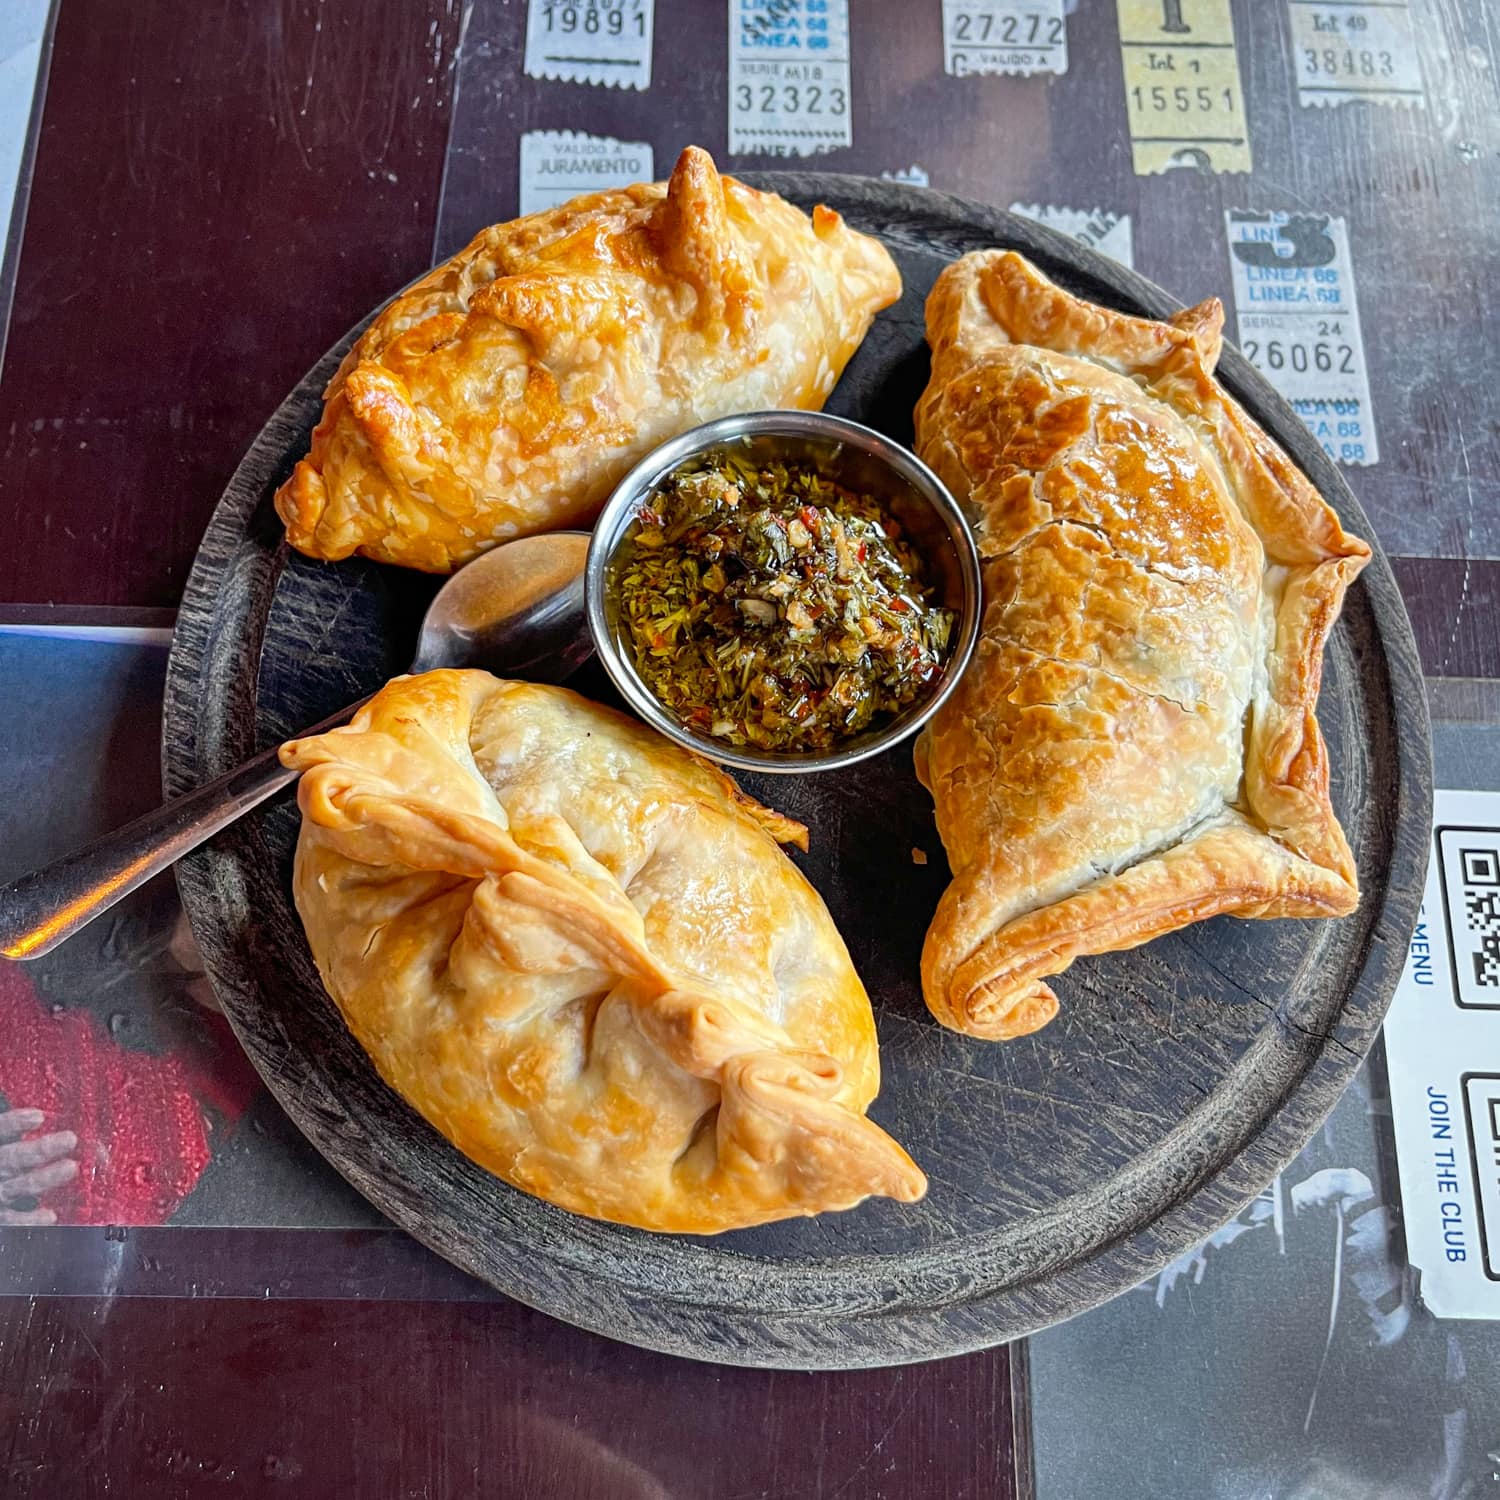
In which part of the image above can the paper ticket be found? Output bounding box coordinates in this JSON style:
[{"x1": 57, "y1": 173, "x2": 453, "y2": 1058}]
[
  {"x1": 1011, "y1": 203, "x2": 1135, "y2": 268},
  {"x1": 1225, "y1": 209, "x2": 1379, "y2": 467},
  {"x1": 1115, "y1": 0, "x2": 1251, "y2": 175},
  {"x1": 942, "y1": 0, "x2": 1068, "y2": 77},
  {"x1": 518, "y1": 132, "x2": 653, "y2": 216},
  {"x1": 523, "y1": 0, "x2": 654, "y2": 90},
  {"x1": 1287, "y1": 0, "x2": 1426, "y2": 109},
  {"x1": 1386, "y1": 788, "x2": 1500, "y2": 1320},
  {"x1": 728, "y1": 0, "x2": 852, "y2": 158}
]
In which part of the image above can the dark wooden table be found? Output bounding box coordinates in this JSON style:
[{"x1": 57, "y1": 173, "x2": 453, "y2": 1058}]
[{"x1": 0, "y1": 0, "x2": 1495, "y2": 1494}]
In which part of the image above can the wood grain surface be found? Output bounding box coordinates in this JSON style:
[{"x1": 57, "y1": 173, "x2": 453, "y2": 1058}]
[
  {"x1": 162, "y1": 177, "x2": 1433, "y2": 1369},
  {"x1": 1390, "y1": 557, "x2": 1500, "y2": 682},
  {"x1": 0, "y1": 1294, "x2": 1017, "y2": 1500},
  {"x1": 0, "y1": 0, "x2": 462, "y2": 609}
]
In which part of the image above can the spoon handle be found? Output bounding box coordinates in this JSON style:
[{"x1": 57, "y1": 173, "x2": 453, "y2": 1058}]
[{"x1": 0, "y1": 700, "x2": 364, "y2": 961}]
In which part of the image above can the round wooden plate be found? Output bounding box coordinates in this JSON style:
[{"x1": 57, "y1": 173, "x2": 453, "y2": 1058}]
[{"x1": 163, "y1": 175, "x2": 1431, "y2": 1370}]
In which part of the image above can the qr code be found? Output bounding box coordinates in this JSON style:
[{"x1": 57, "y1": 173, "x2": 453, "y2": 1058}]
[
  {"x1": 1439, "y1": 828, "x2": 1500, "y2": 1007},
  {"x1": 1462, "y1": 849, "x2": 1500, "y2": 986}
]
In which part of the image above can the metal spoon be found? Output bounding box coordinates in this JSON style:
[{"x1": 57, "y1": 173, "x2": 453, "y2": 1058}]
[{"x1": 0, "y1": 532, "x2": 592, "y2": 960}]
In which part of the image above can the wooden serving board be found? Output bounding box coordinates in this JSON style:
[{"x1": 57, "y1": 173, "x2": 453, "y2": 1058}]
[{"x1": 162, "y1": 175, "x2": 1431, "y2": 1369}]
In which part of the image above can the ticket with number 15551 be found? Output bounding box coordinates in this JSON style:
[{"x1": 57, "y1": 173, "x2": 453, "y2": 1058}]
[{"x1": 1116, "y1": 0, "x2": 1251, "y2": 175}]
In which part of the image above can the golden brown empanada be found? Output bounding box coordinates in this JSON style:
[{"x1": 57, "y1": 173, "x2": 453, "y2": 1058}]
[
  {"x1": 279, "y1": 671, "x2": 925, "y2": 1233},
  {"x1": 275, "y1": 146, "x2": 901, "y2": 573},
  {"x1": 913, "y1": 251, "x2": 1370, "y2": 1041}
]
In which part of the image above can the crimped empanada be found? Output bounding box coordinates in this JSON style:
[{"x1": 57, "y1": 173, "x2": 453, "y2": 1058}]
[
  {"x1": 914, "y1": 251, "x2": 1370, "y2": 1041},
  {"x1": 280, "y1": 671, "x2": 925, "y2": 1233},
  {"x1": 275, "y1": 146, "x2": 901, "y2": 573}
]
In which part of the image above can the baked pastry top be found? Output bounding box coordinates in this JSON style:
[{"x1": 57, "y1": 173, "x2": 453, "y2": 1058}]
[
  {"x1": 280, "y1": 671, "x2": 925, "y2": 1233},
  {"x1": 914, "y1": 251, "x2": 1370, "y2": 1042},
  {"x1": 275, "y1": 146, "x2": 901, "y2": 573}
]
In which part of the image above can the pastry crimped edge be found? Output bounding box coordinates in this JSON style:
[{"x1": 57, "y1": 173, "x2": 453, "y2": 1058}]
[
  {"x1": 273, "y1": 146, "x2": 902, "y2": 574},
  {"x1": 280, "y1": 672, "x2": 925, "y2": 1231},
  {"x1": 916, "y1": 251, "x2": 1371, "y2": 1042}
]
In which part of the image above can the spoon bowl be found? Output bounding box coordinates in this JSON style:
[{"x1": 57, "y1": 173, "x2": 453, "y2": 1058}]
[{"x1": 411, "y1": 532, "x2": 592, "y2": 681}]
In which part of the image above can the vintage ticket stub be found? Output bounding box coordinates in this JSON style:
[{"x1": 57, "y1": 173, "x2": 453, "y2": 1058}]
[
  {"x1": 728, "y1": 0, "x2": 852, "y2": 158},
  {"x1": 1011, "y1": 203, "x2": 1135, "y2": 268},
  {"x1": 1287, "y1": 0, "x2": 1426, "y2": 109},
  {"x1": 1224, "y1": 209, "x2": 1379, "y2": 467},
  {"x1": 523, "y1": 0, "x2": 654, "y2": 90},
  {"x1": 1386, "y1": 788, "x2": 1500, "y2": 1319},
  {"x1": 518, "y1": 131, "x2": 653, "y2": 216},
  {"x1": 1115, "y1": 0, "x2": 1251, "y2": 175},
  {"x1": 941, "y1": 0, "x2": 1068, "y2": 77}
]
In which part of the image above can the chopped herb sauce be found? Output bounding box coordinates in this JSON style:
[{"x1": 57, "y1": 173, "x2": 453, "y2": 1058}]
[{"x1": 612, "y1": 453, "x2": 955, "y2": 753}]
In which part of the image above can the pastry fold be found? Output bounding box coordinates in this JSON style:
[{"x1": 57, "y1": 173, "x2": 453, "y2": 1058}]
[
  {"x1": 275, "y1": 146, "x2": 901, "y2": 573},
  {"x1": 281, "y1": 671, "x2": 924, "y2": 1233},
  {"x1": 914, "y1": 251, "x2": 1370, "y2": 1041}
]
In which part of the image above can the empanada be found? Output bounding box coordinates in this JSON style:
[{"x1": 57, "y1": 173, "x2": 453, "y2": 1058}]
[
  {"x1": 275, "y1": 146, "x2": 901, "y2": 573},
  {"x1": 280, "y1": 671, "x2": 925, "y2": 1233},
  {"x1": 914, "y1": 251, "x2": 1370, "y2": 1041}
]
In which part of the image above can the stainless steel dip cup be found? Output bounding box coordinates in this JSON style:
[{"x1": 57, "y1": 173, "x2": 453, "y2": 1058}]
[{"x1": 586, "y1": 410, "x2": 981, "y2": 775}]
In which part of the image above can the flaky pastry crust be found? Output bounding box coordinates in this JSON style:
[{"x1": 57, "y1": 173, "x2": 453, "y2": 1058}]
[
  {"x1": 914, "y1": 252, "x2": 1370, "y2": 1041},
  {"x1": 280, "y1": 671, "x2": 925, "y2": 1233},
  {"x1": 275, "y1": 146, "x2": 901, "y2": 573}
]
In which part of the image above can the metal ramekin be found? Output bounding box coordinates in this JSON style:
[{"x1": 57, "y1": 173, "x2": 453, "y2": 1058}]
[{"x1": 585, "y1": 410, "x2": 981, "y2": 775}]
